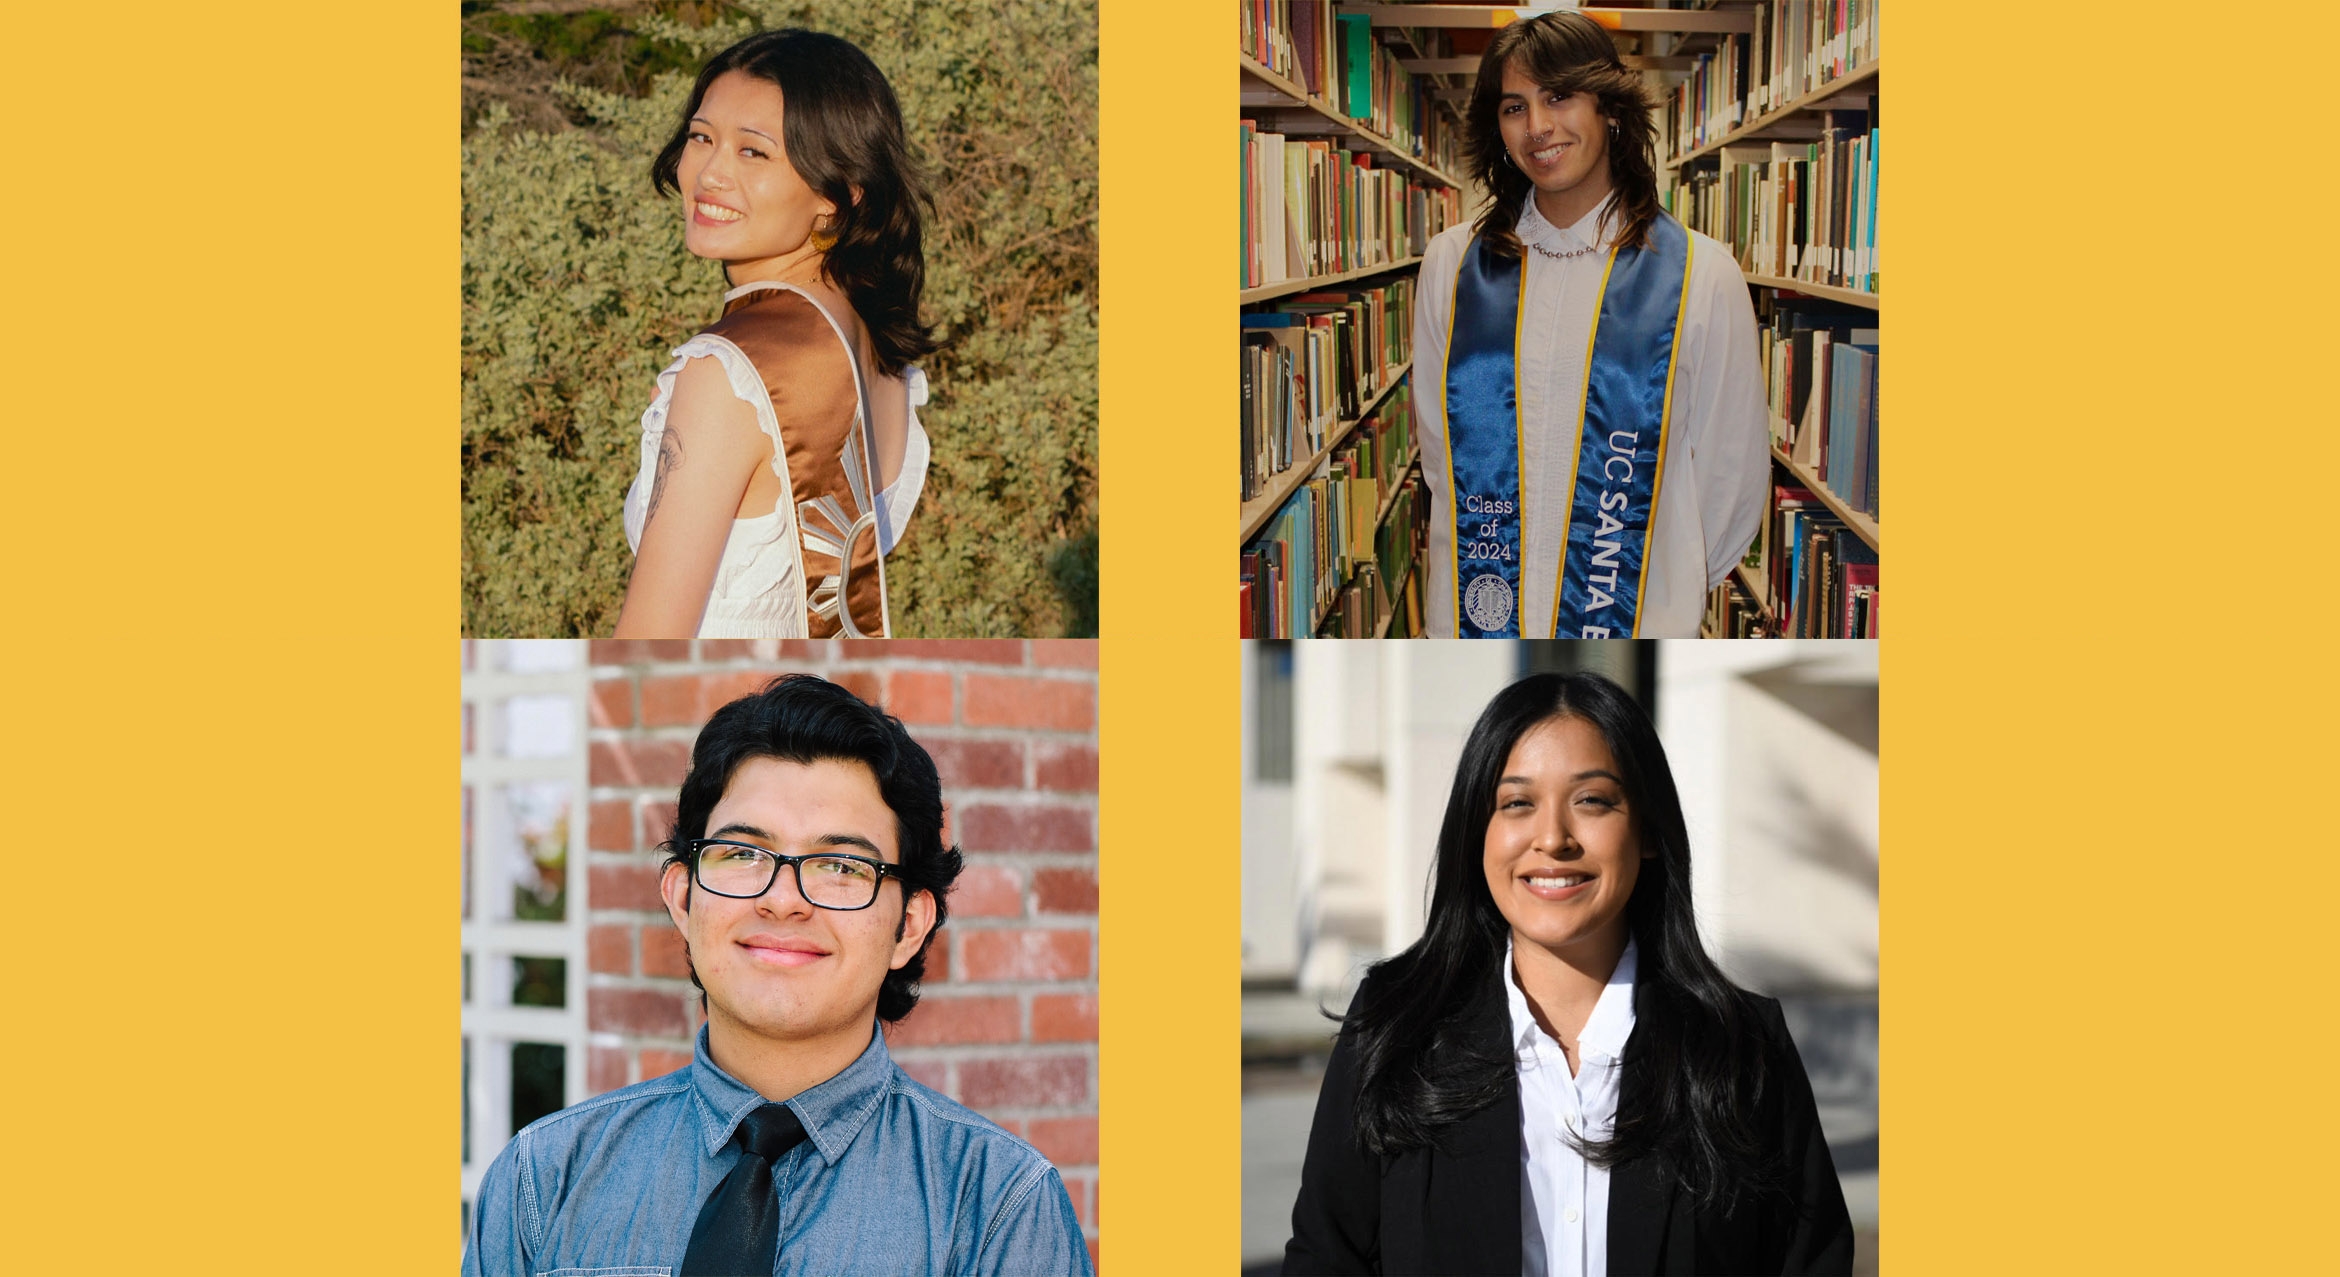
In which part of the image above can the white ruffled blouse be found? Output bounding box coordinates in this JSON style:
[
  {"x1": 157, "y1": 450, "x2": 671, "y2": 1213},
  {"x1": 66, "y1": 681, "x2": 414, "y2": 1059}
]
[{"x1": 622, "y1": 281, "x2": 928, "y2": 638}]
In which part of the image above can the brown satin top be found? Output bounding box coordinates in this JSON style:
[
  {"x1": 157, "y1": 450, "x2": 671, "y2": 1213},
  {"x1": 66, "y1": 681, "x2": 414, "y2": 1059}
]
[{"x1": 701, "y1": 286, "x2": 887, "y2": 638}]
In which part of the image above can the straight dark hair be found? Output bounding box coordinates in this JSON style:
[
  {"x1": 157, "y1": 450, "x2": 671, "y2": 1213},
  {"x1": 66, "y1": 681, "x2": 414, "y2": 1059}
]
[
  {"x1": 651, "y1": 28, "x2": 938, "y2": 374},
  {"x1": 1463, "y1": 10, "x2": 1664, "y2": 256},
  {"x1": 1340, "y1": 672, "x2": 1780, "y2": 1210},
  {"x1": 660, "y1": 674, "x2": 962, "y2": 1022}
]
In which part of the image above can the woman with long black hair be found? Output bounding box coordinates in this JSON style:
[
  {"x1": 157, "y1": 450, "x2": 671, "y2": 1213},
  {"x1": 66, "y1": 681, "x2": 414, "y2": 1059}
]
[
  {"x1": 614, "y1": 28, "x2": 935, "y2": 638},
  {"x1": 1283, "y1": 673, "x2": 1852, "y2": 1276}
]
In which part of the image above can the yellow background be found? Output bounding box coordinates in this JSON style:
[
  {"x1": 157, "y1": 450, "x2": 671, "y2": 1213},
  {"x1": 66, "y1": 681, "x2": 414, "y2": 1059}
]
[{"x1": 5, "y1": 2, "x2": 2335, "y2": 1272}]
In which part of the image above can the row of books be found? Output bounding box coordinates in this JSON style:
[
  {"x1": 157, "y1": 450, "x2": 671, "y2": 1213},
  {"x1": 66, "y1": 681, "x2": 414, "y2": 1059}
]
[
  {"x1": 1316, "y1": 476, "x2": 1429, "y2": 638},
  {"x1": 1239, "y1": 279, "x2": 1416, "y2": 502},
  {"x1": 1241, "y1": 126, "x2": 1463, "y2": 287},
  {"x1": 1239, "y1": 426, "x2": 1424, "y2": 639},
  {"x1": 1758, "y1": 296, "x2": 1877, "y2": 519},
  {"x1": 1239, "y1": 0, "x2": 1463, "y2": 177},
  {"x1": 1737, "y1": 484, "x2": 1879, "y2": 638},
  {"x1": 1664, "y1": 0, "x2": 1880, "y2": 159},
  {"x1": 1703, "y1": 573, "x2": 1772, "y2": 638},
  {"x1": 1383, "y1": 551, "x2": 1426, "y2": 637},
  {"x1": 1240, "y1": 480, "x2": 1330, "y2": 640},
  {"x1": 1666, "y1": 112, "x2": 1877, "y2": 294},
  {"x1": 1327, "y1": 394, "x2": 1417, "y2": 572}
]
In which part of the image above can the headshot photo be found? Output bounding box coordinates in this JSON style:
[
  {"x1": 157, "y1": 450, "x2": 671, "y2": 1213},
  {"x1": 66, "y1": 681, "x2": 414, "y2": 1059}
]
[
  {"x1": 460, "y1": 638, "x2": 1101, "y2": 1273},
  {"x1": 1242, "y1": 640, "x2": 1877, "y2": 1275},
  {"x1": 1239, "y1": 4, "x2": 1879, "y2": 640},
  {"x1": 463, "y1": 2, "x2": 1099, "y2": 639}
]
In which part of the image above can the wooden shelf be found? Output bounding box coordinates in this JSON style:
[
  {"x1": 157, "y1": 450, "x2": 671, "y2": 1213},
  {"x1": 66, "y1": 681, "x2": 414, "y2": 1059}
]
[
  {"x1": 1310, "y1": 545, "x2": 1420, "y2": 640},
  {"x1": 1704, "y1": 560, "x2": 1776, "y2": 638},
  {"x1": 1769, "y1": 443, "x2": 1879, "y2": 553},
  {"x1": 1242, "y1": 256, "x2": 1423, "y2": 305},
  {"x1": 1239, "y1": 52, "x2": 1468, "y2": 189},
  {"x1": 1239, "y1": 362, "x2": 1415, "y2": 544},
  {"x1": 1664, "y1": 59, "x2": 1879, "y2": 169},
  {"x1": 1733, "y1": 561, "x2": 1774, "y2": 620},
  {"x1": 1307, "y1": 450, "x2": 1422, "y2": 640},
  {"x1": 1745, "y1": 273, "x2": 1878, "y2": 309},
  {"x1": 1339, "y1": 5, "x2": 1753, "y2": 33}
]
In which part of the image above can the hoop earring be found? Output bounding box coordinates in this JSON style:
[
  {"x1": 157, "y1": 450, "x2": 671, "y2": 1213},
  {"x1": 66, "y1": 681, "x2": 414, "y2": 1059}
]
[{"x1": 1503, "y1": 150, "x2": 1517, "y2": 169}]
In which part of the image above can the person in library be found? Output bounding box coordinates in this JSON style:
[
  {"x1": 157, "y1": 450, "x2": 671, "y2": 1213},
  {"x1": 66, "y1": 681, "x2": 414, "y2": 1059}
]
[
  {"x1": 1419, "y1": 11, "x2": 1768, "y2": 639},
  {"x1": 1282, "y1": 672, "x2": 1852, "y2": 1276},
  {"x1": 613, "y1": 29, "x2": 933, "y2": 639},
  {"x1": 462, "y1": 676, "x2": 1091, "y2": 1276}
]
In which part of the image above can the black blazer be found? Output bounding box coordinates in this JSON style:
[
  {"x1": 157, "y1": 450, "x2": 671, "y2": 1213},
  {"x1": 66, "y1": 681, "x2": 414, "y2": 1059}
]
[{"x1": 1283, "y1": 967, "x2": 1854, "y2": 1276}]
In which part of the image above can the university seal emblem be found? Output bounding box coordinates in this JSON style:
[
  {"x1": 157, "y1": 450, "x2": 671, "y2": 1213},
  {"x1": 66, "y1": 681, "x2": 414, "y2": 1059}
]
[{"x1": 1463, "y1": 573, "x2": 1514, "y2": 634}]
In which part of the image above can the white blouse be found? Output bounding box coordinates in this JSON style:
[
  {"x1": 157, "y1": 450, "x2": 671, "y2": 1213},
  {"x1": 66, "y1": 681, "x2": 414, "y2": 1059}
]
[
  {"x1": 621, "y1": 281, "x2": 928, "y2": 638},
  {"x1": 1415, "y1": 195, "x2": 1769, "y2": 638},
  {"x1": 1506, "y1": 935, "x2": 1639, "y2": 1277}
]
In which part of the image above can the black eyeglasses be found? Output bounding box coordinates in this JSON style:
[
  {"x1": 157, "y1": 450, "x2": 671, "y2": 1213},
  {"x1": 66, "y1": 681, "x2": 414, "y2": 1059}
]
[{"x1": 685, "y1": 839, "x2": 902, "y2": 910}]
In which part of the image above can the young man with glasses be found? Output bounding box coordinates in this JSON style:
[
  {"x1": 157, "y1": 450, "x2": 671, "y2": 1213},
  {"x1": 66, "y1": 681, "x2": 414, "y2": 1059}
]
[{"x1": 463, "y1": 675, "x2": 1091, "y2": 1276}]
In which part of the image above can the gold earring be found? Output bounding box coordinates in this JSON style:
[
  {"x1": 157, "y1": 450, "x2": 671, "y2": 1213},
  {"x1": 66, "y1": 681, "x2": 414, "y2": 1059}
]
[{"x1": 810, "y1": 217, "x2": 837, "y2": 252}]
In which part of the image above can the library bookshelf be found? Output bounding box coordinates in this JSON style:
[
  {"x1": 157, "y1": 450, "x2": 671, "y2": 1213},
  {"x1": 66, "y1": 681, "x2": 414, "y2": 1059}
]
[
  {"x1": 1242, "y1": 256, "x2": 1425, "y2": 306},
  {"x1": 1238, "y1": 2, "x2": 1878, "y2": 640},
  {"x1": 1661, "y1": 1, "x2": 1881, "y2": 638},
  {"x1": 1239, "y1": 359, "x2": 1413, "y2": 546},
  {"x1": 1240, "y1": 52, "x2": 1466, "y2": 189},
  {"x1": 1238, "y1": 2, "x2": 1474, "y2": 639}
]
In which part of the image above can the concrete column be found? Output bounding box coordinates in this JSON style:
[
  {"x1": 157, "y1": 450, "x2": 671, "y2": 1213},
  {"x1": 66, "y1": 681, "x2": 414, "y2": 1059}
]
[
  {"x1": 1381, "y1": 641, "x2": 1517, "y2": 957},
  {"x1": 1657, "y1": 641, "x2": 1878, "y2": 993}
]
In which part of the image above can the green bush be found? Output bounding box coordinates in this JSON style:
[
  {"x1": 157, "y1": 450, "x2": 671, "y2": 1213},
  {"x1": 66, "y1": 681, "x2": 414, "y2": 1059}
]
[{"x1": 462, "y1": 0, "x2": 1097, "y2": 636}]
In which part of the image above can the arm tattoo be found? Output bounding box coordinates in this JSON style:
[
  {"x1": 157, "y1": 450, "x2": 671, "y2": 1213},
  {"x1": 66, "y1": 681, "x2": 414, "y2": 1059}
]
[{"x1": 645, "y1": 427, "x2": 684, "y2": 526}]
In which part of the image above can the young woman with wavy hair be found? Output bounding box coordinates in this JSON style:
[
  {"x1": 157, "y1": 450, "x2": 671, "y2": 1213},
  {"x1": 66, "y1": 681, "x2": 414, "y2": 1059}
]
[
  {"x1": 615, "y1": 28, "x2": 937, "y2": 638},
  {"x1": 1284, "y1": 672, "x2": 1853, "y2": 1276},
  {"x1": 1417, "y1": 11, "x2": 1771, "y2": 641}
]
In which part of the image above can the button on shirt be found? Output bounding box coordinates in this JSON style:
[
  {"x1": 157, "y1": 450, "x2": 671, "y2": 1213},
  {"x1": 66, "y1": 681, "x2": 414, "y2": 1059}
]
[
  {"x1": 1416, "y1": 195, "x2": 1769, "y2": 638},
  {"x1": 461, "y1": 1024, "x2": 1092, "y2": 1276},
  {"x1": 1507, "y1": 935, "x2": 1639, "y2": 1277}
]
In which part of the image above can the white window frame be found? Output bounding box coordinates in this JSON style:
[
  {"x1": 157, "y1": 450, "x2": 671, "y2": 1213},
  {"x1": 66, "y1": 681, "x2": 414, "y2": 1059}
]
[{"x1": 460, "y1": 641, "x2": 590, "y2": 1210}]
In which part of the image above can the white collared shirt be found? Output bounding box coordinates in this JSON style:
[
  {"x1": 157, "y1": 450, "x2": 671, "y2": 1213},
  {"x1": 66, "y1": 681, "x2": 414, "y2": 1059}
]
[
  {"x1": 1505, "y1": 935, "x2": 1639, "y2": 1277},
  {"x1": 1416, "y1": 195, "x2": 1768, "y2": 638}
]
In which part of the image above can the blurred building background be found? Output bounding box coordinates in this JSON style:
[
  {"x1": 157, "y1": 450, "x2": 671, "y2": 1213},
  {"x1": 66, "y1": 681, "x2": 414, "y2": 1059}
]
[
  {"x1": 1241, "y1": 640, "x2": 1877, "y2": 1275},
  {"x1": 462, "y1": 638, "x2": 1100, "y2": 1270}
]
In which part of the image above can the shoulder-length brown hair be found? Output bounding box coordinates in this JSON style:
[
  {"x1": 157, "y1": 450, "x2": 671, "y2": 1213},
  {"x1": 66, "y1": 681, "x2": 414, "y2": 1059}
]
[
  {"x1": 1463, "y1": 11, "x2": 1663, "y2": 257},
  {"x1": 651, "y1": 28, "x2": 938, "y2": 374}
]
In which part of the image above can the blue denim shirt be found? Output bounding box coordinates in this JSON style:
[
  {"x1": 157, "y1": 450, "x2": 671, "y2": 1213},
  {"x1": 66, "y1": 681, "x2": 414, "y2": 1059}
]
[{"x1": 462, "y1": 1025, "x2": 1091, "y2": 1276}]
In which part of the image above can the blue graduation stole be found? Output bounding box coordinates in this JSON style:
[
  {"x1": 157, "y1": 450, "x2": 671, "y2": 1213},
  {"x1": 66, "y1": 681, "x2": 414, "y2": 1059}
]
[{"x1": 1442, "y1": 213, "x2": 1693, "y2": 637}]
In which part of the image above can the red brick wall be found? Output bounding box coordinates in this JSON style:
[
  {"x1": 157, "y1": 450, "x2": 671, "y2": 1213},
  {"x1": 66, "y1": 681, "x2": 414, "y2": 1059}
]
[{"x1": 583, "y1": 638, "x2": 1100, "y2": 1267}]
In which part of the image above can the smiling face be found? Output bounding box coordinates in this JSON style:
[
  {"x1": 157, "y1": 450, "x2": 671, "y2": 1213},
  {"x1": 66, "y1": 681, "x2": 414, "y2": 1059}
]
[
  {"x1": 675, "y1": 69, "x2": 838, "y2": 281},
  {"x1": 1482, "y1": 714, "x2": 1644, "y2": 964},
  {"x1": 1496, "y1": 57, "x2": 1614, "y2": 229},
  {"x1": 660, "y1": 755, "x2": 935, "y2": 1054}
]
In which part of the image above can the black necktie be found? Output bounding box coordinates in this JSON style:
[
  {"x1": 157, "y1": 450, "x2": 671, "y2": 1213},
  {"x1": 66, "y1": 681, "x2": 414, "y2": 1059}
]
[{"x1": 679, "y1": 1103, "x2": 810, "y2": 1276}]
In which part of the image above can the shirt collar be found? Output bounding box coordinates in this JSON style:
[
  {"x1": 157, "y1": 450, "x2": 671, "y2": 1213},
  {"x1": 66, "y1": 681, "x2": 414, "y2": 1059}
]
[
  {"x1": 1502, "y1": 933, "x2": 1640, "y2": 1066},
  {"x1": 1516, "y1": 189, "x2": 1620, "y2": 255},
  {"x1": 687, "y1": 1021, "x2": 897, "y2": 1166}
]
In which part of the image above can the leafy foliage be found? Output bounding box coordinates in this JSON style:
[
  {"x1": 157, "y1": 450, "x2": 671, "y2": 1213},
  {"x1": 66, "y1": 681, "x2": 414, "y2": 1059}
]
[{"x1": 462, "y1": 0, "x2": 1098, "y2": 636}]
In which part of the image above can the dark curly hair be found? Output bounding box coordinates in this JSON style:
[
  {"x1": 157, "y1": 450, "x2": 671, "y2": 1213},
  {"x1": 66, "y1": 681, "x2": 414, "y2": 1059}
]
[
  {"x1": 1463, "y1": 10, "x2": 1664, "y2": 256},
  {"x1": 652, "y1": 28, "x2": 938, "y2": 374},
  {"x1": 661, "y1": 673, "x2": 962, "y2": 1022}
]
